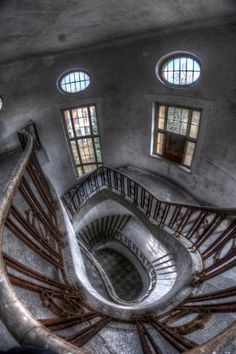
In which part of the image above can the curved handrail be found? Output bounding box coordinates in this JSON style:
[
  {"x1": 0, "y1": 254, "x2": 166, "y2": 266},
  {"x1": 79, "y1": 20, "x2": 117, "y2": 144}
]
[
  {"x1": 65, "y1": 165, "x2": 236, "y2": 215},
  {"x1": 64, "y1": 164, "x2": 236, "y2": 353},
  {"x1": 0, "y1": 133, "x2": 234, "y2": 354},
  {"x1": 78, "y1": 228, "x2": 157, "y2": 305},
  {"x1": 187, "y1": 321, "x2": 236, "y2": 354},
  {"x1": 0, "y1": 133, "x2": 85, "y2": 354}
]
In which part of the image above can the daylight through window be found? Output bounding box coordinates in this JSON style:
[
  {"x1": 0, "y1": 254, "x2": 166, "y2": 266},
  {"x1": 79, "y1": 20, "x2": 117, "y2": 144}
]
[
  {"x1": 63, "y1": 104, "x2": 102, "y2": 176},
  {"x1": 58, "y1": 70, "x2": 90, "y2": 93},
  {"x1": 153, "y1": 103, "x2": 201, "y2": 168},
  {"x1": 158, "y1": 54, "x2": 201, "y2": 86}
]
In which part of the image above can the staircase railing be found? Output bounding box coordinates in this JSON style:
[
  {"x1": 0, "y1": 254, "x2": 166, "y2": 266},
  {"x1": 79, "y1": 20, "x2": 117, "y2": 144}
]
[
  {"x1": 0, "y1": 125, "x2": 235, "y2": 354},
  {"x1": 0, "y1": 132, "x2": 85, "y2": 353},
  {"x1": 78, "y1": 227, "x2": 157, "y2": 305},
  {"x1": 63, "y1": 165, "x2": 236, "y2": 282},
  {"x1": 63, "y1": 164, "x2": 236, "y2": 353}
]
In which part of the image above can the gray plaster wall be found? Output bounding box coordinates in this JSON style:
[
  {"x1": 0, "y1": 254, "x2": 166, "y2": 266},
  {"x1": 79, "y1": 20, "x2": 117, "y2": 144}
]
[{"x1": 0, "y1": 24, "x2": 235, "y2": 206}]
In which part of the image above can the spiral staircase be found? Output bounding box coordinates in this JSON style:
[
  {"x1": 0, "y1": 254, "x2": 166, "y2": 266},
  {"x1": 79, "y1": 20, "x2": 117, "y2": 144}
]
[{"x1": 0, "y1": 123, "x2": 235, "y2": 353}]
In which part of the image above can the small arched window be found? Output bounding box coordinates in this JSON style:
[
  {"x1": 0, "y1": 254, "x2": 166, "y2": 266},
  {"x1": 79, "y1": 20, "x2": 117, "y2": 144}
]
[
  {"x1": 58, "y1": 70, "x2": 91, "y2": 94},
  {"x1": 0, "y1": 96, "x2": 3, "y2": 110},
  {"x1": 157, "y1": 53, "x2": 201, "y2": 87}
]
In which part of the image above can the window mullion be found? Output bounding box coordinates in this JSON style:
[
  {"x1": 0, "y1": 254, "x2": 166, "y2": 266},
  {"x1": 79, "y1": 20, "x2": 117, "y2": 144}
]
[
  {"x1": 69, "y1": 109, "x2": 84, "y2": 174},
  {"x1": 87, "y1": 105, "x2": 98, "y2": 165},
  {"x1": 154, "y1": 103, "x2": 159, "y2": 154}
]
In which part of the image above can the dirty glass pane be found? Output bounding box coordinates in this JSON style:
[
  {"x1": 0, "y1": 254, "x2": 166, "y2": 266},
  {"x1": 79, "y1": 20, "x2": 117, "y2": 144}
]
[
  {"x1": 183, "y1": 141, "x2": 196, "y2": 167},
  {"x1": 161, "y1": 56, "x2": 201, "y2": 86},
  {"x1": 183, "y1": 153, "x2": 193, "y2": 167},
  {"x1": 182, "y1": 109, "x2": 189, "y2": 122},
  {"x1": 166, "y1": 107, "x2": 189, "y2": 135},
  {"x1": 190, "y1": 124, "x2": 199, "y2": 139},
  {"x1": 94, "y1": 137, "x2": 102, "y2": 162},
  {"x1": 78, "y1": 138, "x2": 95, "y2": 163},
  {"x1": 192, "y1": 111, "x2": 201, "y2": 125},
  {"x1": 159, "y1": 105, "x2": 165, "y2": 118},
  {"x1": 90, "y1": 105, "x2": 98, "y2": 135},
  {"x1": 64, "y1": 110, "x2": 74, "y2": 138},
  {"x1": 156, "y1": 132, "x2": 164, "y2": 155},
  {"x1": 70, "y1": 141, "x2": 80, "y2": 165},
  {"x1": 83, "y1": 164, "x2": 96, "y2": 173},
  {"x1": 72, "y1": 107, "x2": 91, "y2": 137},
  {"x1": 186, "y1": 141, "x2": 196, "y2": 155},
  {"x1": 77, "y1": 167, "x2": 83, "y2": 176},
  {"x1": 158, "y1": 117, "x2": 165, "y2": 129},
  {"x1": 63, "y1": 105, "x2": 102, "y2": 176},
  {"x1": 60, "y1": 71, "x2": 90, "y2": 93}
]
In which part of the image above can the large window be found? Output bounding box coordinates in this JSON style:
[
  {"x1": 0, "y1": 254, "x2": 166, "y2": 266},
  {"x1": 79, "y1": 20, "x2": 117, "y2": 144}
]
[
  {"x1": 62, "y1": 104, "x2": 103, "y2": 177},
  {"x1": 152, "y1": 103, "x2": 201, "y2": 168}
]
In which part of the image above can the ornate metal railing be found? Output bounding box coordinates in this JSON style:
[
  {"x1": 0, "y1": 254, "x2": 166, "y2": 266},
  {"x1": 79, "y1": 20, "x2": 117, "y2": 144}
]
[
  {"x1": 63, "y1": 165, "x2": 236, "y2": 283},
  {"x1": 0, "y1": 123, "x2": 235, "y2": 353},
  {"x1": 63, "y1": 165, "x2": 236, "y2": 353},
  {"x1": 78, "y1": 227, "x2": 157, "y2": 305},
  {"x1": 0, "y1": 132, "x2": 87, "y2": 353}
]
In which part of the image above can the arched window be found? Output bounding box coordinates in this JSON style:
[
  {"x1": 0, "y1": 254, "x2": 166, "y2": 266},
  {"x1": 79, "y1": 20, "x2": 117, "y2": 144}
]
[
  {"x1": 57, "y1": 70, "x2": 90, "y2": 94},
  {"x1": 156, "y1": 53, "x2": 201, "y2": 87},
  {"x1": 0, "y1": 96, "x2": 3, "y2": 110}
]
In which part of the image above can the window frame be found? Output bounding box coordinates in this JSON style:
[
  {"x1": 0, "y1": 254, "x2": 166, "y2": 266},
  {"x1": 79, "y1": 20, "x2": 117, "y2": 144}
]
[
  {"x1": 152, "y1": 102, "x2": 202, "y2": 169},
  {"x1": 156, "y1": 52, "x2": 202, "y2": 88},
  {"x1": 0, "y1": 96, "x2": 3, "y2": 111},
  {"x1": 57, "y1": 69, "x2": 91, "y2": 95},
  {"x1": 61, "y1": 103, "x2": 103, "y2": 178}
]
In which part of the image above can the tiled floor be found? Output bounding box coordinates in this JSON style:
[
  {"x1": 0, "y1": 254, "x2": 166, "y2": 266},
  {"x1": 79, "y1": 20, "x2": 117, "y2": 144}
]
[{"x1": 94, "y1": 248, "x2": 143, "y2": 301}]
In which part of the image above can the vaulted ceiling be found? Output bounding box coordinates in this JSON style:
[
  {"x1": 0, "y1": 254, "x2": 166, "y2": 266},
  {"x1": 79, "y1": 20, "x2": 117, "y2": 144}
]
[{"x1": 0, "y1": 0, "x2": 235, "y2": 64}]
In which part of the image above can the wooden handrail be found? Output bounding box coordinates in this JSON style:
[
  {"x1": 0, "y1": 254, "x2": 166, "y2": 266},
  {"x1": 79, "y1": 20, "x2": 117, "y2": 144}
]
[
  {"x1": 0, "y1": 132, "x2": 85, "y2": 353},
  {"x1": 0, "y1": 126, "x2": 234, "y2": 354}
]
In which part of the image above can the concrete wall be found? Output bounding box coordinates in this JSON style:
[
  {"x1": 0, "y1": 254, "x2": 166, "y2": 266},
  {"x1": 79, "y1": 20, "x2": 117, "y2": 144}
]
[{"x1": 0, "y1": 23, "x2": 235, "y2": 206}]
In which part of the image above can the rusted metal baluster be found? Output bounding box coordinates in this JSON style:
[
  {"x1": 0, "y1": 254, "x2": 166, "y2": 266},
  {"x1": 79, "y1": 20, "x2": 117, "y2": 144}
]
[
  {"x1": 140, "y1": 190, "x2": 153, "y2": 217},
  {"x1": 183, "y1": 286, "x2": 236, "y2": 302},
  {"x1": 202, "y1": 221, "x2": 236, "y2": 260},
  {"x1": 5, "y1": 218, "x2": 63, "y2": 269},
  {"x1": 27, "y1": 155, "x2": 56, "y2": 217},
  {"x1": 106, "y1": 168, "x2": 112, "y2": 189},
  {"x1": 137, "y1": 321, "x2": 163, "y2": 354},
  {"x1": 199, "y1": 252, "x2": 236, "y2": 282},
  {"x1": 175, "y1": 208, "x2": 194, "y2": 236},
  {"x1": 186, "y1": 210, "x2": 208, "y2": 240},
  {"x1": 19, "y1": 177, "x2": 63, "y2": 242},
  {"x1": 150, "y1": 319, "x2": 197, "y2": 352},
  {"x1": 3, "y1": 253, "x2": 68, "y2": 290},
  {"x1": 40, "y1": 312, "x2": 100, "y2": 331},
  {"x1": 191, "y1": 214, "x2": 225, "y2": 251},
  {"x1": 168, "y1": 205, "x2": 181, "y2": 228},
  {"x1": 136, "y1": 321, "x2": 153, "y2": 354},
  {"x1": 10, "y1": 205, "x2": 62, "y2": 262},
  {"x1": 178, "y1": 302, "x2": 236, "y2": 313},
  {"x1": 65, "y1": 316, "x2": 112, "y2": 347},
  {"x1": 153, "y1": 199, "x2": 161, "y2": 221}
]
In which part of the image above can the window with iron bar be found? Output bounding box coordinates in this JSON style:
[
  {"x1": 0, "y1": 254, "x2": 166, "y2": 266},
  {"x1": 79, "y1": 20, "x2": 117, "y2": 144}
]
[{"x1": 62, "y1": 104, "x2": 103, "y2": 177}]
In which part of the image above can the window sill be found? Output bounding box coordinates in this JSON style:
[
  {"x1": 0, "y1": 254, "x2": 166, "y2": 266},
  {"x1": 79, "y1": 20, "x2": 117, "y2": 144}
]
[{"x1": 149, "y1": 153, "x2": 192, "y2": 174}]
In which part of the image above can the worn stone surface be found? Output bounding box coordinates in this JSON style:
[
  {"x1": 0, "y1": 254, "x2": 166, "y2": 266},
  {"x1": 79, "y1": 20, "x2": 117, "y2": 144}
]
[
  {"x1": 0, "y1": 320, "x2": 19, "y2": 350},
  {"x1": 0, "y1": 148, "x2": 22, "y2": 195}
]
